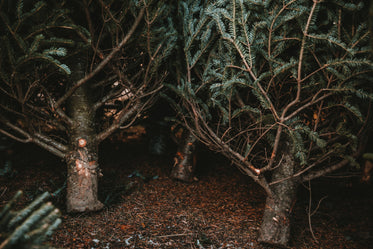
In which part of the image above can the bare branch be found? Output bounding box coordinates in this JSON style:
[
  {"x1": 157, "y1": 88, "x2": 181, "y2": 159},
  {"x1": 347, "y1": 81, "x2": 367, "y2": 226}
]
[
  {"x1": 0, "y1": 128, "x2": 31, "y2": 144},
  {"x1": 281, "y1": 1, "x2": 319, "y2": 119},
  {"x1": 0, "y1": 118, "x2": 66, "y2": 158},
  {"x1": 96, "y1": 101, "x2": 142, "y2": 142},
  {"x1": 31, "y1": 137, "x2": 66, "y2": 159},
  {"x1": 54, "y1": 7, "x2": 145, "y2": 109},
  {"x1": 183, "y1": 100, "x2": 273, "y2": 197},
  {"x1": 33, "y1": 133, "x2": 68, "y2": 153},
  {"x1": 301, "y1": 158, "x2": 349, "y2": 182}
]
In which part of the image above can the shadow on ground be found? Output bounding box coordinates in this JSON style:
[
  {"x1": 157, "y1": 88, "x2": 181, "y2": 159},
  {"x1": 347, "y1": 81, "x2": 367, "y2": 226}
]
[{"x1": 0, "y1": 138, "x2": 372, "y2": 248}]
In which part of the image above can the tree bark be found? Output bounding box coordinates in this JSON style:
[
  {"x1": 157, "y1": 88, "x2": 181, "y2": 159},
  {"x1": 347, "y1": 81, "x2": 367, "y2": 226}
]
[
  {"x1": 258, "y1": 145, "x2": 298, "y2": 247},
  {"x1": 170, "y1": 130, "x2": 197, "y2": 182},
  {"x1": 66, "y1": 63, "x2": 104, "y2": 213}
]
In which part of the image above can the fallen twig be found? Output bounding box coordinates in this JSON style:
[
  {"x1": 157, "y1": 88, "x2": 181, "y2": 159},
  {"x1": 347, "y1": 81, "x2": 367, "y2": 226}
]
[{"x1": 154, "y1": 233, "x2": 194, "y2": 238}]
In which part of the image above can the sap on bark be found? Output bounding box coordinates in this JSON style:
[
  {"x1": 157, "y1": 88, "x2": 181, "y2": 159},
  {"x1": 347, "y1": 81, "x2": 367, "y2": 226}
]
[
  {"x1": 362, "y1": 153, "x2": 373, "y2": 182},
  {"x1": 65, "y1": 62, "x2": 104, "y2": 213},
  {"x1": 170, "y1": 129, "x2": 198, "y2": 182},
  {"x1": 78, "y1": 138, "x2": 87, "y2": 148},
  {"x1": 66, "y1": 137, "x2": 104, "y2": 213}
]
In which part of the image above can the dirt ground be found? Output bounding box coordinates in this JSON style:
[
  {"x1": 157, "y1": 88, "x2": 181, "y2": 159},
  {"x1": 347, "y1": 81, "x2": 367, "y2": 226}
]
[{"x1": 0, "y1": 137, "x2": 372, "y2": 249}]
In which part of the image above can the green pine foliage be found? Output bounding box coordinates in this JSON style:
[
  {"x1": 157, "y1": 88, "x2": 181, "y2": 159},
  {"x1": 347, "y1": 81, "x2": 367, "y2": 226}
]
[
  {"x1": 0, "y1": 0, "x2": 177, "y2": 143},
  {"x1": 172, "y1": 0, "x2": 373, "y2": 176},
  {"x1": 0, "y1": 0, "x2": 88, "y2": 120},
  {"x1": 0, "y1": 0, "x2": 87, "y2": 76},
  {"x1": 0, "y1": 191, "x2": 61, "y2": 249},
  {"x1": 85, "y1": 0, "x2": 178, "y2": 130},
  {"x1": 130, "y1": 0, "x2": 178, "y2": 80}
]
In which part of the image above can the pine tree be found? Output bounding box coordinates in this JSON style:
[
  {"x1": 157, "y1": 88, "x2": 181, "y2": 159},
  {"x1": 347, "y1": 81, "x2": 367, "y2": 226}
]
[
  {"x1": 0, "y1": 0, "x2": 177, "y2": 212},
  {"x1": 171, "y1": 0, "x2": 373, "y2": 246}
]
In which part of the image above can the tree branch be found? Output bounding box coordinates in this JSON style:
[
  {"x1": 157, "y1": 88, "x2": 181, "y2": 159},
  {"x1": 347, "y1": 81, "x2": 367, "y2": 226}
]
[
  {"x1": 301, "y1": 144, "x2": 365, "y2": 182},
  {"x1": 281, "y1": 1, "x2": 319, "y2": 119},
  {"x1": 54, "y1": 7, "x2": 145, "y2": 109},
  {"x1": 0, "y1": 119, "x2": 66, "y2": 158},
  {"x1": 96, "y1": 101, "x2": 142, "y2": 142},
  {"x1": 301, "y1": 158, "x2": 350, "y2": 182}
]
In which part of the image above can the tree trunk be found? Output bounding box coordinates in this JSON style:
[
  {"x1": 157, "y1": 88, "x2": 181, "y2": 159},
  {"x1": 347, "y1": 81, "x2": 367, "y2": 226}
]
[
  {"x1": 170, "y1": 130, "x2": 197, "y2": 182},
  {"x1": 66, "y1": 63, "x2": 104, "y2": 213},
  {"x1": 258, "y1": 145, "x2": 298, "y2": 246}
]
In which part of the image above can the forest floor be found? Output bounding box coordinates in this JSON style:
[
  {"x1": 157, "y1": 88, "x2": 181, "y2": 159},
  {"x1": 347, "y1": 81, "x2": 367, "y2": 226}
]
[{"x1": 0, "y1": 133, "x2": 372, "y2": 249}]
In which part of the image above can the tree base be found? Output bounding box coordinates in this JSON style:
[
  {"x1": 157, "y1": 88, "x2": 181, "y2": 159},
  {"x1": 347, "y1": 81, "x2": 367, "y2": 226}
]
[
  {"x1": 258, "y1": 143, "x2": 297, "y2": 247},
  {"x1": 170, "y1": 163, "x2": 195, "y2": 182},
  {"x1": 67, "y1": 201, "x2": 104, "y2": 213},
  {"x1": 258, "y1": 197, "x2": 292, "y2": 247},
  {"x1": 170, "y1": 131, "x2": 197, "y2": 182}
]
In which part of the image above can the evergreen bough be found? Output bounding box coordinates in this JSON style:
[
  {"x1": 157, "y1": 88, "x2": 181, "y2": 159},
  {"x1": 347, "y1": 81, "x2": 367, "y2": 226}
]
[
  {"x1": 0, "y1": 191, "x2": 61, "y2": 249},
  {"x1": 0, "y1": 0, "x2": 88, "y2": 141},
  {"x1": 170, "y1": 0, "x2": 373, "y2": 245},
  {"x1": 0, "y1": 0, "x2": 177, "y2": 212},
  {"x1": 173, "y1": 0, "x2": 372, "y2": 186}
]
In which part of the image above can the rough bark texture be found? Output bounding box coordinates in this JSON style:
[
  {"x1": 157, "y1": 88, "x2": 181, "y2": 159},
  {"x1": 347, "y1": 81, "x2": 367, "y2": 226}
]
[
  {"x1": 170, "y1": 130, "x2": 197, "y2": 182},
  {"x1": 66, "y1": 63, "x2": 104, "y2": 213},
  {"x1": 258, "y1": 145, "x2": 298, "y2": 247}
]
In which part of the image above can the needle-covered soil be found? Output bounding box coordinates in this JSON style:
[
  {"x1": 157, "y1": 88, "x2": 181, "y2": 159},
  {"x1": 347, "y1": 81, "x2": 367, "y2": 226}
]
[{"x1": 0, "y1": 137, "x2": 372, "y2": 248}]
